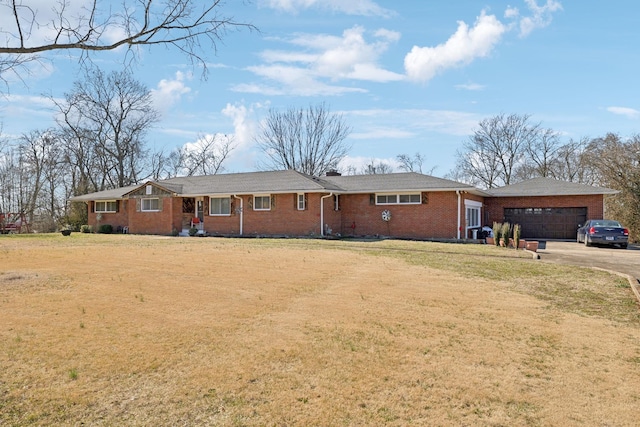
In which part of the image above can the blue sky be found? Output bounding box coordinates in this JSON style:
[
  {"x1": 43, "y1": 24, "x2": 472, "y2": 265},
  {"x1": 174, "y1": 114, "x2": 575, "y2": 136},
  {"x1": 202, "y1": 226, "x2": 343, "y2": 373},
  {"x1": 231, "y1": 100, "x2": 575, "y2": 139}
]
[{"x1": 2, "y1": 0, "x2": 639, "y2": 177}]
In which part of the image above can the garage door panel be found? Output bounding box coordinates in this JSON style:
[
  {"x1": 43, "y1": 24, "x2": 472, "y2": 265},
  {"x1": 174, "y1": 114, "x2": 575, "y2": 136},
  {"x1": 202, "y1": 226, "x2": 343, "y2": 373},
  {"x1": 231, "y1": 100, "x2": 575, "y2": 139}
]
[{"x1": 503, "y1": 207, "x2": 587, "y2": 239}]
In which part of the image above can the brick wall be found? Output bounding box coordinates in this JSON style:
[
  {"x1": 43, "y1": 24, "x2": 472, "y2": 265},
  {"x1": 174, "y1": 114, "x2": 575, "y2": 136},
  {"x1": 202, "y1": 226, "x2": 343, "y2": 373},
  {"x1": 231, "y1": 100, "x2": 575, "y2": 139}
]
[
  {"x1": 87, "y1": 200, "x2": 129, "y2": 232},
  {"x1": 126, "y1": 196, "x2": 177, "y2": 235},
  {"x1": 484, "y1": 195, "x2": 604, "y2": 224},
  {"x1": 339, "y1": 191, "x2": 461, "y2": 239},
  {"x1": 199, "y1": 193, "x2": 341, "y2": 237}
]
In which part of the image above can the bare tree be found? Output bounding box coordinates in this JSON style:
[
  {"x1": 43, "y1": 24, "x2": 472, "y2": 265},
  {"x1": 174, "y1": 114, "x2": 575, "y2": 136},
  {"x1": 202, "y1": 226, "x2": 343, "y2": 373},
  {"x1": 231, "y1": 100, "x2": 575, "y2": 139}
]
[
  {"x1": 182, "y1": 134, "x2": 235, "y2": 176},
  {"x1": 53, "y1": 69, "x2": 159, "y2": 190},
  {"x1": 453, "y1": 113, "x2": 541, "y2": 188},
  {"x1": 396, "y1": 152, "x2": 437, "y2": 174},
  {"x1": 585, "y1": 133, "x2": 640, "y2": 241},
  {"x1": 362, "y1": 159, "x2": 394, "y2": 175},
  {"x1": 256, "y1": 103, "x2": 351, "y2": 176},
  {"x1": 18, "y1": 129, "x2": 66, "y2": 230},
  {"x1": 552, "y1": 137, "x2": 596, "y2": 184},
  {"x1": 518, "y1": 127, "x2": 561, "y2": 180},
  {"x1": 0, "y1": 0, "x2": 256, "y2": 89}
]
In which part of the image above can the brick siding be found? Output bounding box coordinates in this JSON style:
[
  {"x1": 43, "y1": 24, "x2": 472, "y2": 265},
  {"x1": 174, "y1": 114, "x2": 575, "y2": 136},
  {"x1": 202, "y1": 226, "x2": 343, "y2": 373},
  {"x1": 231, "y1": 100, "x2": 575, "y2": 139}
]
[{"x1": 484, "y1": 195, "x2": 604, "y2": 225}]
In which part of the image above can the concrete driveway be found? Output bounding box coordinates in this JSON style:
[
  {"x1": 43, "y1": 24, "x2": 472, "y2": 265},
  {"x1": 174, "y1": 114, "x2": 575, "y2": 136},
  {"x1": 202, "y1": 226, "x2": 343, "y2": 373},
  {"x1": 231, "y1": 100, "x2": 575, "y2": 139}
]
[{"x1": 537, "y1": 241, "x2": 640, "y2": 282}]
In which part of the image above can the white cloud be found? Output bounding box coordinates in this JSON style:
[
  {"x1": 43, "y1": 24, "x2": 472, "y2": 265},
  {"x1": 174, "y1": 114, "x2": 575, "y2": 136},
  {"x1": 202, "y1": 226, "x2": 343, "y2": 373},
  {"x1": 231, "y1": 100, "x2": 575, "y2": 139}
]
[
  {"x1": 347, "y1": 108, "x2": 480, "y2": 137},
  {"x1": 607, "y1": 106, "x2": 640, "y2": 119},
  {"x1": 151, "y1": 71, "x2": 192, "y2": 113},
  {"x1": 350, "y1": 128, "x2": 415, "y2": 140},
  {"x1": 404, "y1": 11, "x2": 506, "y2": 83},
  {"x1": 260, "y1": 0, "x2": 394, "y2": 17},
  {"x1": 455, "y1": 82, "x2": 486, "y2": 91},
  {"x1": 221, "y1": 103, "x2": 260, "y2": 150},
  {"x1": 508, "y1": 0, "x2": 563, "y2": 38},
  {"x1": 237, "y1": 26, "x2": 402, "y2": 96}
]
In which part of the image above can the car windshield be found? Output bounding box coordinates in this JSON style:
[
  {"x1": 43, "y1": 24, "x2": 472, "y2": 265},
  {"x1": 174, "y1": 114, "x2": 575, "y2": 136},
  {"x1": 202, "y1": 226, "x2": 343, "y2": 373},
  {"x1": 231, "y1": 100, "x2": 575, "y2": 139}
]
[{"x1": 591, "y1": 220, "x2": 622, "y2": 227}]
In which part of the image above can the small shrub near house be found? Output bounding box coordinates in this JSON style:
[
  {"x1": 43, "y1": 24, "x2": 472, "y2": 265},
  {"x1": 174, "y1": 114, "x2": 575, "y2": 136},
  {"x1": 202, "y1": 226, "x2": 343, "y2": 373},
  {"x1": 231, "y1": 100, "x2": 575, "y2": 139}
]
[
  {"x1": 81, "y1": 225, "x2": 92, "y2": 233},
  {"x1": 98, "y1": 224, "x2": 113, "y2": 234}
]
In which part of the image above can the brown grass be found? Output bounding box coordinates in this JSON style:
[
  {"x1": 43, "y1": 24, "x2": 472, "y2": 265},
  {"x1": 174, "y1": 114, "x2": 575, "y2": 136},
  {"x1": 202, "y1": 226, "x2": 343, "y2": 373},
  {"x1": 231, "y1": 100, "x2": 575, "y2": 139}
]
[{"x1": 1, "y1": 234, "x2": 639, "y2": 426}]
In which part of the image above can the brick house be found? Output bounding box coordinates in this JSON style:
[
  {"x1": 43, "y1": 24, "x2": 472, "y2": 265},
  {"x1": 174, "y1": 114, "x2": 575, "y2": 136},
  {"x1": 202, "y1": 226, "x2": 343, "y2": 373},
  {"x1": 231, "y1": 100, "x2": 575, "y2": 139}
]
[
  {"x1": 484, "y1": 177, "x2": 618, "y2": 239},
  {"x1": 71, "y1": 171, "x2": 616, "y2": 240}
]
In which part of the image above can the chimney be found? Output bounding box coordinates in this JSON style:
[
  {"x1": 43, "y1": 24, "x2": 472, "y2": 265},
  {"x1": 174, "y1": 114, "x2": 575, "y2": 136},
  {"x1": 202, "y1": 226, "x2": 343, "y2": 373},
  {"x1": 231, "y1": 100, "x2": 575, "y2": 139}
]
[{"x1": 325, "y1": 170, "x2": 341, "y2": 176}]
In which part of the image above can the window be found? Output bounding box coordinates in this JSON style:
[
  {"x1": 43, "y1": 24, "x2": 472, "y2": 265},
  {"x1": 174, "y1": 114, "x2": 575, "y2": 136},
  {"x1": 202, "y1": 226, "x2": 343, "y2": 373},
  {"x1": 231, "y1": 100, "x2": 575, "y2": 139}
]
[
  {"x1": 465, "y1": 200, "x2": 482, "y2": 229},
  {"x1": 466, "y1": 207, "x2": 480, "y2": 228},
  {"x1": 146, "y1": 185, "x2": 153, "y2": 195},
  {"x1": 254, "y1": 195, "x2": 271, "y2": 211},
  {"x1": 210, "y1": 197, "x2": 231, "y2": 215},
  {"x1": 375, "y1": 193, "x2": 421, "y2": 205},
  {"x1": 141, "y1": 198, "x2": 159, "y2": 212},
  {"x1": 95, "y1": 200, "x2": 117, "y2": 213},
  {"x1": 297, "y1": 194, "x2": 305, "y2": 210}
]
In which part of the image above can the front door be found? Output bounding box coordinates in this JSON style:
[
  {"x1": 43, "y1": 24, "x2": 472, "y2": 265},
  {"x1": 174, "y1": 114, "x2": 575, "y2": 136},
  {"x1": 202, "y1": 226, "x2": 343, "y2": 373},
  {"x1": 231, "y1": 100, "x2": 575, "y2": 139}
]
[{"x1": 196, "y1": 198, "x2": 204, "y2": 222}]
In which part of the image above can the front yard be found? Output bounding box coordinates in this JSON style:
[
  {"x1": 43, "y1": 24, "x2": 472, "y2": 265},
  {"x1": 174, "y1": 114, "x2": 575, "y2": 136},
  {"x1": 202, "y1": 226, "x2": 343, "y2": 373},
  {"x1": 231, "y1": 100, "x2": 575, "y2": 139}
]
[{"x1": 1, "y1": 234, "x2": 639, "y2": 425}]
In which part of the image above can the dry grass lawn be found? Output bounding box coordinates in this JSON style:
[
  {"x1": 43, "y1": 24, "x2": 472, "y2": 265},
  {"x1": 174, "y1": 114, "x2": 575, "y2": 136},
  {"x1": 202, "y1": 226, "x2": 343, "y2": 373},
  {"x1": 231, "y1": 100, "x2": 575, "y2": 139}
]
[{"x1": 1, "y1": 234, "x2": 639, "y2": 426}]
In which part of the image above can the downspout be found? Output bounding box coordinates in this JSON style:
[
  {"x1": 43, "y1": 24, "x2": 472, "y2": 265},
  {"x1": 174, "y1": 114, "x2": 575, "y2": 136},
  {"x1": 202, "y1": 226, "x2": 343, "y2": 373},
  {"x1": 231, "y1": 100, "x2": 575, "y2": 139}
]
[
  {"x1": 233, "y1": 195, "x2": 243, "y2": 236},
  {"x1": 320, "y1": 193, "x2": 334, "y2": 236},
  {"x1": 456, "y1": 190, "x2": 461, "y2": 240}
]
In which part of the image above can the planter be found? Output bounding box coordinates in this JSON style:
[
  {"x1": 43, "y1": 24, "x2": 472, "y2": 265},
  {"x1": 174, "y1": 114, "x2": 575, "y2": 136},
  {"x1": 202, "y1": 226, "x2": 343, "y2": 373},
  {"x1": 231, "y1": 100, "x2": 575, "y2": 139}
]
[
  {"x1": 525, "y1": 241, "x2": 539, "y2": 252},
  {"x1": 61, "y1": 230, "x2": 72, "y2": 236},
  {"x1": 518, "y1": 240, "x2": 526, "y2": 249},
  {"x1": 499, "y1": 238, "x2": 506, "y2": 247},
  {"x1": 485, "y1": 237, "x2": 495, "y2": 245}
]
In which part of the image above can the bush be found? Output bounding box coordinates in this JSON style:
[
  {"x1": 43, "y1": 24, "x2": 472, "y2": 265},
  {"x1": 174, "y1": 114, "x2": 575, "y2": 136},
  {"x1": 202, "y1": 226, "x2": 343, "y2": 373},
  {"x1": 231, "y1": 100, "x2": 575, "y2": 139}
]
[
  {"x1": 98, "y1": 224, "x2": 113, "y2": 234},
  {"x1": 492, "y1": 222, "x2": 502, "y2": 246},
  {"x1": 81, "y1": 225, "x2": 92, "y2": 233}
]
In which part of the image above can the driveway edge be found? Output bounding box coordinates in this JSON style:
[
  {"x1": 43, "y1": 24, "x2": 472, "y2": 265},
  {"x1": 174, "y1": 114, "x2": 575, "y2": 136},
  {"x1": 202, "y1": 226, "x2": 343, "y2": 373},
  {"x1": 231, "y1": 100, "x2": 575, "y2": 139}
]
[{"x1": 592, "y1": 267, "x2": 640, "y2": 305}]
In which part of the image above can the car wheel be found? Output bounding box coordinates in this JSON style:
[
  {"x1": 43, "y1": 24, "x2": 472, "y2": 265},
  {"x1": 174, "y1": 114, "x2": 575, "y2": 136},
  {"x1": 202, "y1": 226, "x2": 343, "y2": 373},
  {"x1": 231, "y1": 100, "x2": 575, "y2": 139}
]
[
  {"x1": 577, "y1": 233, "x2": 582, "y2": 243},
  {"x1": 584, "y1": 236, "x2": 591, "y2": 247},
  {"x1": 621, "y1": 243, "x2": 628, "y2": 249}
]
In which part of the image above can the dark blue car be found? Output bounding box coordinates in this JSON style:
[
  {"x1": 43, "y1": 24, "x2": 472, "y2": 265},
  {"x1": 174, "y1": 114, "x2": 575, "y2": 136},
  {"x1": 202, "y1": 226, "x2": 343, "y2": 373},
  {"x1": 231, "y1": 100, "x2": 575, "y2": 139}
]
[{"x1": 577, "y1": 219, "x2": 629, "y2": 249}]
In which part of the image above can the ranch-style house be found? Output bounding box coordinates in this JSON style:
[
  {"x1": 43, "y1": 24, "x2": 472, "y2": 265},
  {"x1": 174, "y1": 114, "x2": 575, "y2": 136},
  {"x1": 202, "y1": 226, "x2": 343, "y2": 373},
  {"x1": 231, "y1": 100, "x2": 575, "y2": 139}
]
[{"x1": 71, "y1": 170, "x2": 617, "y2": 240}]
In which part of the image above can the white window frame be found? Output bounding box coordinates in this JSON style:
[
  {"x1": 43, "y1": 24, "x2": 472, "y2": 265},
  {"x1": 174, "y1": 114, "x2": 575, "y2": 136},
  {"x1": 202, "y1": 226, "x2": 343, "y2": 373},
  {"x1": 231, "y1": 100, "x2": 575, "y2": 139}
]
[
  {"x1": 209, "y1": 196, "x2": 231, "y2": 216},
  {"x1": 141, "y1": 197, "x2": 160, "y2": 212},
  {"x1": 464, "y1": 200, "x2": 482, "y2": 230},
  {"x1": 375, "y1": 193, "x2": 421, "y2": 205},
  {"x1": 297, "y1": 193, "x2": 305, "y2": 211},
  {"x1": 95, "y1": 200, "x2": 117, "y2": 213},
  {"x1": 253, "y1": 195, "x2": 271, "y2": 211}
]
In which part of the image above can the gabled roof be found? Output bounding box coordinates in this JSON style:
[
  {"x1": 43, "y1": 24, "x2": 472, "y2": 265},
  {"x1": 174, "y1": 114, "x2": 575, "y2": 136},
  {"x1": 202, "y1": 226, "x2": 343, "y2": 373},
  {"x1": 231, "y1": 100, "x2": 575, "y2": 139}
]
[
  {"x1": 486, "y1": 177, "x2": 618, "y2": 197},
  {"x1": 324, "y1": 172, "x2": 487, "y2": 195},
  {"x1": 70, "y1": 170, "x2": 490, "y2": 202},
  {"x1": 71, "y1": 184, "x2": 140, "y2": 202},
  {"x1": 160, "y1": 170, "x2": 340, "y2": 195}
]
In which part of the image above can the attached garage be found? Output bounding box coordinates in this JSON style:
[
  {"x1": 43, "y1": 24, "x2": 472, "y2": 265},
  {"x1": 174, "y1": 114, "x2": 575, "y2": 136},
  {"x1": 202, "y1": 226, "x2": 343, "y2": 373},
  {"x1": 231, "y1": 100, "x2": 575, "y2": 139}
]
[
  {"x1": 485, "y1": 178, "x2": 618, "y2": 240},
  {"x1": 503, "y1": 207, "x2": 587, "y2": 239}
]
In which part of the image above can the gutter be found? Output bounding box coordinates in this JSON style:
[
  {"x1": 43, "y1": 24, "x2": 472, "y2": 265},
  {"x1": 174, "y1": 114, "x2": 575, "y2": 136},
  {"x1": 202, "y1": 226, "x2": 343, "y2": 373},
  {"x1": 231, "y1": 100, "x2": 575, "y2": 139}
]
[
  {"x1": 233, "y1": 195, "x2": 243, "y2": 236},
  {"x1": 456, "y1": 190, "x2": 461, "y2": 240},
  {"x1": 320, "y1": 193, "x2": 334, "y2": 236}
]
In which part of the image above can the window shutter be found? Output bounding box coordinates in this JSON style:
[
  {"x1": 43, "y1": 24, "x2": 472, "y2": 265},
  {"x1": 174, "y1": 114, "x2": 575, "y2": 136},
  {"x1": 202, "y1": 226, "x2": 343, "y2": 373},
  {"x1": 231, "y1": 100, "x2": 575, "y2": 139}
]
[
  {"x1": 115, "y1": 200, "x2": 120, "y2": 212},
  {"x1": 293, "y1": 194, "x2": 298, "y2": 210},
  {"x1": 422, "y1": 192, "x2": 429, "y2": 204},
  {"x1": 136, "y1": 199, "x2": 141, "y2": 212},
  {"x1": 305, "y1": 194, "x2": 308, "y2": 210},
  {"x1": 369, "y1": 194, "x2": 375, "y2": 205},
  {"x1": 158, "y1": 198, "x2": 163, "y2": 211},
  {"x1": 271, "y1": 195, "x2": 275, "y2": 210}
]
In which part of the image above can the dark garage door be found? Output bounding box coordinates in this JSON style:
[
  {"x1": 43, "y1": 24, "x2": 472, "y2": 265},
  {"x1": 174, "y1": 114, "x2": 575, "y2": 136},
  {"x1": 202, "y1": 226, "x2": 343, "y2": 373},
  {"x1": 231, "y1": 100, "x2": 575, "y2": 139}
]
[{"x1": 503, "y1": 207, "x2": 587, "y2": 239}]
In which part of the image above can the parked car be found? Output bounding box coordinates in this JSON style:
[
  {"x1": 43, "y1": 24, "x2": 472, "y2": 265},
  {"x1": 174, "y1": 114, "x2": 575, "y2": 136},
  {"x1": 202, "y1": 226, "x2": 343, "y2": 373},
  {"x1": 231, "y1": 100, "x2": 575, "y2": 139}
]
[{"x1": 577, "y1": 219, "x2": 629, "y2": 248}]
